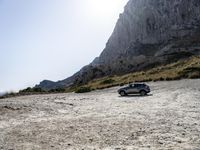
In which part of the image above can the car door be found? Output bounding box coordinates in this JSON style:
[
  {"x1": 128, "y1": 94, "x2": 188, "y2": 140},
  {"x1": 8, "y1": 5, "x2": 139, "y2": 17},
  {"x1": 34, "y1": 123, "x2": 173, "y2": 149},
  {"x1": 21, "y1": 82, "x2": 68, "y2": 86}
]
[
  {"x1": 132, "y1": 84, "x2": 140, "y2": 93},
  {"x1": 126, "y1": 84, "x2": 137, "y2": 94},
  {"x1": 125, "y1": 84, "x2": 132, "y2": 94}
]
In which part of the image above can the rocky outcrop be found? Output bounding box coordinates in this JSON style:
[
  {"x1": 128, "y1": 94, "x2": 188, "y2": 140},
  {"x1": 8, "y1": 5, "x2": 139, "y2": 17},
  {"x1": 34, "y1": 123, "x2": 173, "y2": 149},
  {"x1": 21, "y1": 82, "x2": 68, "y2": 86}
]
[
  {"x1": 97, "y1": 0, "x2": 200, "y2": 65},
  {"x1": 37, "y1": 0, "x2": 200, "y2": 90}
]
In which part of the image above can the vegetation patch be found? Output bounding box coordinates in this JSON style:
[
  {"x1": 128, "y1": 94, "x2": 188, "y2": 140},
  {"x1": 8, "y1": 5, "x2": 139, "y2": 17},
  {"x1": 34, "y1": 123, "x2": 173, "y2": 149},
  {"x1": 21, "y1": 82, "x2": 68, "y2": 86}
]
[
  {"x1": 19, "y1": 87, "x2": 46, "y2": 93},
  {"x1": 75, "y1": 87, "x2": 92, "y2": 93},
  {"x1": 0, "y1": 87, "x2": 67, "y2": 99},
  {"x1": 83, "y1": 56, "x2": 200, "y2": 90},
  {"x1": 100, "y1": 79, "x2": 115, "y2": 85},
  {"x1": 48, "y1": 88, "x2": 66, "y2": 93},
  {"x1": 1, "y1": 56, "x2": 200, "y2": 98}
]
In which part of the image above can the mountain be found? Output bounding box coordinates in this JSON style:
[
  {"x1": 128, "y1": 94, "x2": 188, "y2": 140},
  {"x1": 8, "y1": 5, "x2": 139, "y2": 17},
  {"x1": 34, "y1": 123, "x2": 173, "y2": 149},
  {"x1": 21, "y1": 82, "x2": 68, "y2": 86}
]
[
  {"x1": 0, "y1": 92, "x2": 4, "y2": 96},
  {"x1": 36, "y1": 0, "x2": 200, "y2": 90}
]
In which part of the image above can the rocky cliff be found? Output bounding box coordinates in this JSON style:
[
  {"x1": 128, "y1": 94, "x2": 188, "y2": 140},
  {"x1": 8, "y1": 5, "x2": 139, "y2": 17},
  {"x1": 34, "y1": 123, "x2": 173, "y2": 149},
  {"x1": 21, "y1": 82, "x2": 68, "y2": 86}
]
[{"x1": 36, "y1": 0, "x2": 200, "y2": 90}]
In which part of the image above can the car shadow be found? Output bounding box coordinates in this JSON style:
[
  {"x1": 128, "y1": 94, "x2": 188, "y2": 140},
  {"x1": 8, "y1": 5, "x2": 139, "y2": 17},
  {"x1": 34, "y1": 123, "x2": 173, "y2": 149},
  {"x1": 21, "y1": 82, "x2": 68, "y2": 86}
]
[{"x1": 118, "y1": 94, "x2": 153, "y2": 98}]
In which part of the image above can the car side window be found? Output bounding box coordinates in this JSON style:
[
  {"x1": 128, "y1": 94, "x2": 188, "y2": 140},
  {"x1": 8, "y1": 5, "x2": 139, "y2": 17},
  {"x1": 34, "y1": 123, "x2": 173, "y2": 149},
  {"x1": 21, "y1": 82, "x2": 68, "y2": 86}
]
[{"x1": 134, "y1": 84, "x2": 142, "y2": 88}]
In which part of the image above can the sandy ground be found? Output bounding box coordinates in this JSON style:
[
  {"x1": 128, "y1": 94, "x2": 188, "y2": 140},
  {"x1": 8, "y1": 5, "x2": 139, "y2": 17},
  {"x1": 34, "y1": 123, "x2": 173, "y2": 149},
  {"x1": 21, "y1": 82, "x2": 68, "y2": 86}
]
[{"x1": 0, "y1": 79, "x2": 200, "y2": 150}]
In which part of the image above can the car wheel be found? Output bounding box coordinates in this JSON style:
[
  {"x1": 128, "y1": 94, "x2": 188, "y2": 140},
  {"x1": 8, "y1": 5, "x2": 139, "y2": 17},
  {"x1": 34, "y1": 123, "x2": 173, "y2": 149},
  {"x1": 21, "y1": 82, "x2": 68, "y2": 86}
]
[
  {"x1": 140, "y1": 90, "x2": 146, "y2": 96},
  {"x1": 120, "y1": 91, "x2": 126, "y2": 96}
]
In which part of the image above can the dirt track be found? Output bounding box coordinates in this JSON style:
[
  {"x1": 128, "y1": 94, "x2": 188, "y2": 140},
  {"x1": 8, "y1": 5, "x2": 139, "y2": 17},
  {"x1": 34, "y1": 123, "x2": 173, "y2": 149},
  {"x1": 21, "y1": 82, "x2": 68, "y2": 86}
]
[{"x1": 0, "y1": 79, "x2": 200, "y2": 150}]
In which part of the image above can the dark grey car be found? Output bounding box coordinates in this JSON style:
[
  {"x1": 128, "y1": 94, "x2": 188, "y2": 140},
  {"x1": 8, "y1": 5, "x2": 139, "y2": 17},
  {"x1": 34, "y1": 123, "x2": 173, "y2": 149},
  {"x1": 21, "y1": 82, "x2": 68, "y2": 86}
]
[{"x1": 118, "y1": 83, "x2": 150, "y2": 96}]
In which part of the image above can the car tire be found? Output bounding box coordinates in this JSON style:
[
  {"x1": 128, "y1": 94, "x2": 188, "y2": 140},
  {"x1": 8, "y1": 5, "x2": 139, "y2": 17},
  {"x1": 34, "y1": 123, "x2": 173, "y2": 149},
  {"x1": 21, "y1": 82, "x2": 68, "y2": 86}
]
[
  {"x1": 120, "y1": 91, "x2": 126, "y2": 96},
  {"x1": 140, "y1": 90, "x2": 147, "y2": 96}
]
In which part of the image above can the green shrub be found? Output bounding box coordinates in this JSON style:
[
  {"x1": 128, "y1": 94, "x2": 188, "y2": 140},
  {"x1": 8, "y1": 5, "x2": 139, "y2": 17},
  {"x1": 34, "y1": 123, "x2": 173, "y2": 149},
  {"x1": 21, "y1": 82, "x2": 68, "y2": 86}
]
[
  {"x1": 178, "y1": 67, "x2": 200, "y2": 78},
  {"x1": 32, "y1": 88, "x2": 45, "y2": 93},
  {"x1": 159, "y1": 77, "x2": 164, "y2": 81},
  {"x1": 0, "y1": 92, "x2": 17, "y2": 99},
  {"x1": 19, "y1": 87, "x2": 32, "y2": 93},
  {"x1": 75, "y1": 87, "x2": 92, "y2": 93},
  {"x1": 188, "y1": 72, "x2": 200, "y2": 79},
  {"x1": 165, "y1": 77, "x2": 173, "y2": 81},
  {"x1": 100, "y1": 79, "x2": 115, "y2": 85},
  {"x1": 119, "y1": 83, "x2": 125, "y2": 86},
  {"x1": 153, "y1": 79, "x2": 159, "y2": 82},
  {"x1": 49, "y1": 88, "x2": 66, "y2": 93},
  {"x1": 171, "y1": 76, "x2": 182, "y2": 80},
  {"x1": 19, "y1": 87, "x2": 45, "y2": 93}
]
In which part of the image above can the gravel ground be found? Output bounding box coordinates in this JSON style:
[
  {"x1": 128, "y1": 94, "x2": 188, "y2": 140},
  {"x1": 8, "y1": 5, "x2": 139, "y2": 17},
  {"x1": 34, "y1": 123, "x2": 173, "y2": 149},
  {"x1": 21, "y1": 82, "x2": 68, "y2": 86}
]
[{"x1": 0, "y1": 79, "x2": 200, "y2": 150}]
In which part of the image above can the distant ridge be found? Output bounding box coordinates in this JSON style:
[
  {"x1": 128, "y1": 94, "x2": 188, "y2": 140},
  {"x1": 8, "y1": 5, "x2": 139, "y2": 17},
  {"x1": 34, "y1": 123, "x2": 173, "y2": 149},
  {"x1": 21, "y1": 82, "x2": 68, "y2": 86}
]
[{"x1": 0, "y1": 92, "x2": 5, "y2": 96}]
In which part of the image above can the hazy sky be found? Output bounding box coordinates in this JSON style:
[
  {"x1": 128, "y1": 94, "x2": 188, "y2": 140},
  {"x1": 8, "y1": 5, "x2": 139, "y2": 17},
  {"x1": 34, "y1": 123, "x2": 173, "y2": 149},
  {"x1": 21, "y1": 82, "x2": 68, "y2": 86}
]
[{"x1": 0, "y1": 0, "x2": 128, "y2": 93}]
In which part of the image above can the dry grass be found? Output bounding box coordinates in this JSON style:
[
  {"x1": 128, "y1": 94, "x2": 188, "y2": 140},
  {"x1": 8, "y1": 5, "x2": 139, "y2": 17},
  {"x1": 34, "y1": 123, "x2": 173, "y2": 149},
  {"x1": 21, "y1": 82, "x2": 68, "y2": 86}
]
[{"x1": 82, "y1": 56, "x2": 200, "y2": 90}]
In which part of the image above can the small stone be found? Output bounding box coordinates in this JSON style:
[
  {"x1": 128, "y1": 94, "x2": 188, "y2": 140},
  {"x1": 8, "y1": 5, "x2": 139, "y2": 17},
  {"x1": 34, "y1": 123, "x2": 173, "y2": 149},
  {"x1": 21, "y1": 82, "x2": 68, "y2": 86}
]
[
  {"x1": 177, "y1": 140, "x2": 182, "y2": 143},
  {"x1": 89, "y1": 138, "x2": 93, "y2": 142},
  {"x1": 158, "y1": 141, "x2": 164, "y2": 145}
]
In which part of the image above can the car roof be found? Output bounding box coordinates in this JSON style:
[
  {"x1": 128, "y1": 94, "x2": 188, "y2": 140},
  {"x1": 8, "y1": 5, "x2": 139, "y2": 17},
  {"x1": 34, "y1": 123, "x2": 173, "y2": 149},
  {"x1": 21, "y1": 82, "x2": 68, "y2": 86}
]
[
  {"x1": 130, "y1": 83, "x2": 146, "y2": 85},
  {"x1": 134, "y1": 83, "x2": 146, "y2": 85},
  {"x1": 131, "y1": 83, "x2": 147, "y2": 86}
]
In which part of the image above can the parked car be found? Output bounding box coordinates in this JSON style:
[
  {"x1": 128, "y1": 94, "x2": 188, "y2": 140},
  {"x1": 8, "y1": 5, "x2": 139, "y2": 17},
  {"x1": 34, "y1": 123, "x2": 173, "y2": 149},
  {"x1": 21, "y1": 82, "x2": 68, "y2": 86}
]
[{"x1": 118, "y1": 83, "x2": 150, "y2": 96}]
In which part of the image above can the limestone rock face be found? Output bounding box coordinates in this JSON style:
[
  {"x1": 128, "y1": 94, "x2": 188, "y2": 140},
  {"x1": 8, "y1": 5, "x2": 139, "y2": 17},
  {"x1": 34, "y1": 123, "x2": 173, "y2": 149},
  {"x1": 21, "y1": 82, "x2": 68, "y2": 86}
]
[
  {"x1": 97, "y1": 0, "x2": 200, "y2": 65},
  {"x1": 37, "y1": 0, "x2": 200, "y2": 90}
]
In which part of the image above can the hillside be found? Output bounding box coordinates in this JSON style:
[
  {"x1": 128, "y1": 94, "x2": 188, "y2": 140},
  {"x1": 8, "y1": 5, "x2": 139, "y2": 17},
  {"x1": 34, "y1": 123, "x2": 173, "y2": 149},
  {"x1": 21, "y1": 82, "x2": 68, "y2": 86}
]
[
  {"x1": 1, "y1": 56, "x2": 199, "y2": 98},
  {"x1": 36, "y1": 0, "x2": 200, "y2": 90},
  {"x1": 76, "y1": 56, "x2": 200, "y2": 91}
]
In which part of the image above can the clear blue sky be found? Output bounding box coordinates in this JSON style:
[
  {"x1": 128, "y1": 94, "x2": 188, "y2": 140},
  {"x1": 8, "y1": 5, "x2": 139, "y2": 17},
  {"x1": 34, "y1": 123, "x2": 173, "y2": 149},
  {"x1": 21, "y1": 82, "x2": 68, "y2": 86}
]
[{"x1": 0, "y1": 0, "x2": 128, "y2": 93}]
